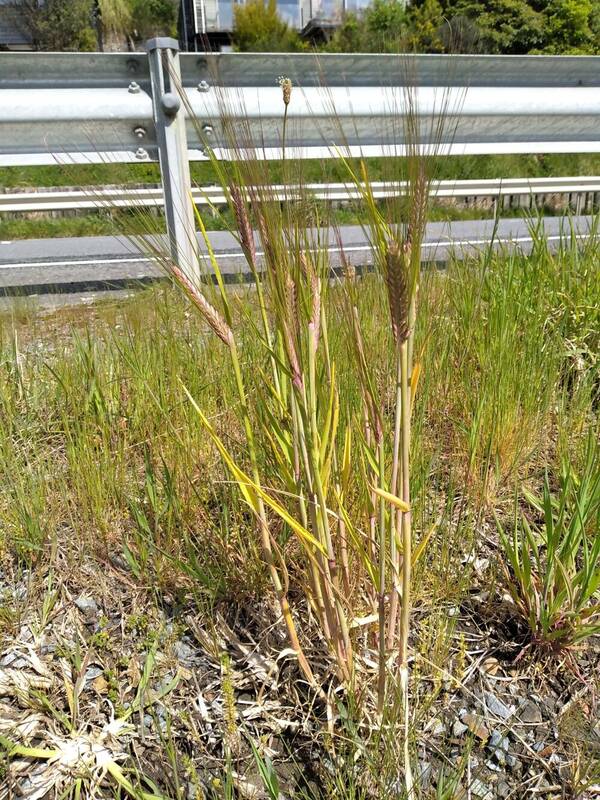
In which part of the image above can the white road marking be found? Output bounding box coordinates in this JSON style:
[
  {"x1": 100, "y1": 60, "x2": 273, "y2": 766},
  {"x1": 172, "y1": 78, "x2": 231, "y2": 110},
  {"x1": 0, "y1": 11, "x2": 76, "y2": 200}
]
[{"x1": 0, "y1": 232, "x2": 592, "y2": 271}]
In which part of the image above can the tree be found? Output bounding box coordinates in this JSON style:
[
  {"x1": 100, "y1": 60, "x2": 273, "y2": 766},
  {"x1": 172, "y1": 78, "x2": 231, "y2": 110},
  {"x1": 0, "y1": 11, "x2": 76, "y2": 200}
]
[
  {"x1": 406, "y1": 0, "x2": 445, "y2": 51},
  {"x1": 437, "y1": 12, "x2": 483, "y2": 52},
  {"x1": 441, "y1": 0, "x2": 545, "y2": 54},
  {"x1": 19, "y1": 0, "x2": 97, "y2": 51},
  {"x1": 327, "y1": 0, "x2": 410, "y2": 52},
  {"x1": 542, "y1": 0, "x2": 596, "y2": 53},
  {"x1": 128, "y1": 0, "x2": 178, "y2": 40},
  {"x1": 233, "y1": 0, "x2": 305, "y2": 52},
  {"x1": 95, "y1": 0, "x2": 132, "y2": 50}
]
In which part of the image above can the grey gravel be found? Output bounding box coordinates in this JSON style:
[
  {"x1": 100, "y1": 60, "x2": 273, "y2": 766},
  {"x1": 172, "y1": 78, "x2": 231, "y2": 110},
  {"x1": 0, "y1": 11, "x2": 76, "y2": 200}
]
[
  {"x1": 470, "y1": 779, "x2": 493, "y2": 799},
  {"x1": 488, "y1": 729, "x2": 511, "y2": 765},
  {"x1": 84, "y1": 665, "x2": 104, "y2": 682},
  {"x1": 418, "y1": 760, "x2": 432, "y2": 789},
  {"x1": 173, "y1": 639, "x2": 197, "y2": 664},
  {"x1": 484, "y1": 691, "x2": 515, "y2": 720},
  {"x1": 453, "y1": 720, "x2": 468, "y2": 737},
  {"x1": 74, "y1": 595, "x2": 98, "y2": 615},
  {"x1": 518, "y1": 700, "x2": 543, "y2": 724},
  {"x1": 485, "y1": 759, "x2": 502, "y2": 772}
]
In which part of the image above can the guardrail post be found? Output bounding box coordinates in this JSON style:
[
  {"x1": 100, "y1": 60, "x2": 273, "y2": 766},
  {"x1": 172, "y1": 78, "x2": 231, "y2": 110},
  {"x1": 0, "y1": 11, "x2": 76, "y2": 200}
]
[{"x1": 146, "y1": 37, "x2": 199, "y2": 279}]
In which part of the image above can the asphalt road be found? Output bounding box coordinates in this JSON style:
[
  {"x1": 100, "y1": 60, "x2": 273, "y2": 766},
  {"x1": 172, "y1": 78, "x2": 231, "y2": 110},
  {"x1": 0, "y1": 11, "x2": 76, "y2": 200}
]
[{"x1": 0, "y1": 216, "x2": 595, "y2": 302}]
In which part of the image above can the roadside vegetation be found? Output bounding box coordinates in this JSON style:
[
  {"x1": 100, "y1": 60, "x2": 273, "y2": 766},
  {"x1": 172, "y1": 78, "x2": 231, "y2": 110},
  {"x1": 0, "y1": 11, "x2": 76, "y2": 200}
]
[
  {"x1": 3, "y1": 153, "x2": 600, "y2": 189},
  {"x1": 2, "y1": 3, "x2": 599, "y2": 794},
  {"x1": 0, "y1": 217, "x2": 598, "y2": 798},
  {"x1": 14, "y1": 0, "x2": 178, "y2": 52},
  {"x1": 233, "y1": 0, "x2": 600, "y2": 55},
  {"x1": 0, "y1": 71, "x2": 599, "y2": 798},
  {"x1": 2, "y1": 152, "x2": 600, "y2": 242}
]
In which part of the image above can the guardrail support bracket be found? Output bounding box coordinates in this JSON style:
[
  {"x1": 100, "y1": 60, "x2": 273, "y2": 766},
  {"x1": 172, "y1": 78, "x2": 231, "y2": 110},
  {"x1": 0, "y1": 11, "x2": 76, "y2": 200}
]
[{"x1": 146, "y1": 38, "x2": 199, "y2": 281}]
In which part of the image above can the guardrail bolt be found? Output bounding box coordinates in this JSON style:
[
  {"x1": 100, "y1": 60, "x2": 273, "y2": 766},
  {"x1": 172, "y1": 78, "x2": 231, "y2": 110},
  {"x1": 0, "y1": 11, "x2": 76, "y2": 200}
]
[
  {"x1": 128, "y1": 81, "x2": 141, "y2": 94},
  {"x1": 197, "y1": 80, "x2": 210, "y2": 92},
  {"x1": 134, "y1": 126, "x2": 147, "y2": 139},
  {"x1": 127, "y1": 59, "x2": 140, "y2": 74},
  {"x1": 135, "y1": 147, "x2": 149, "y2": 160},
  {"x1": 202, "y1": 124, "x2": 214, "y2": 138},
  {"x1": 161, "y1": 92, "x2": 181, "y2": 118}
]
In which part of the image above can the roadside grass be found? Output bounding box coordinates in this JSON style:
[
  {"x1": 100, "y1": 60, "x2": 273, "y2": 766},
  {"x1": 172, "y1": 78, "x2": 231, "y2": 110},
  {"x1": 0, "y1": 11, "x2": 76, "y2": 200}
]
[
  {"x1": 0, "y1": 202, "x2": 524, "y2": 242},
  {"x1": 3, "y1": 151, "x2": 599, "y2": 243},
  {"x1": 0, "y1": 223, "x2": 598, "y2": 795},
  {"x1": 2, "y1": 152, "x2": 600, "y2": 189}
]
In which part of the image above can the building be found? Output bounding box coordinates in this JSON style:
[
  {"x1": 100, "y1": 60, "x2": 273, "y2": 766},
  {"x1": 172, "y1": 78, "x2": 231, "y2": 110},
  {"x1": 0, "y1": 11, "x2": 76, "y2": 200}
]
[
  {"x1": 179, "y1": 0, "x2": 372, "y2": 51},
  {"x1": 0, "y1": 0, "x2": 32, "y2": 50}
]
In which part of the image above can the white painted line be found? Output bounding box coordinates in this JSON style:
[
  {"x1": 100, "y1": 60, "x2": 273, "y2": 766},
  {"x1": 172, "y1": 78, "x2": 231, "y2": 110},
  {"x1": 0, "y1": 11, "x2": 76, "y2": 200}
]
[
  {"x1": 0, "y1": 232, "x2": 592, "y2": 271},
  {"x1": 0, "y1": 256, "x2": 157, "y2": 270}
]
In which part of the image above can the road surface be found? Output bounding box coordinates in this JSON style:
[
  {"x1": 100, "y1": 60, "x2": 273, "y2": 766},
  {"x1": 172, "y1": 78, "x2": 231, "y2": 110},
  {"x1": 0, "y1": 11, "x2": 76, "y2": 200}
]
[{"x1": 0, "y1": 216, "x2": 595, "y2": 303}]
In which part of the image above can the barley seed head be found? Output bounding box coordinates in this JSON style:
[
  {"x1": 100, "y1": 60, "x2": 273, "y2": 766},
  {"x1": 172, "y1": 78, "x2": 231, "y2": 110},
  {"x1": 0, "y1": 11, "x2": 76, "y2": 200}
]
[{"x1": 385, "y1": 240, "x2": 410, "y2": 345}]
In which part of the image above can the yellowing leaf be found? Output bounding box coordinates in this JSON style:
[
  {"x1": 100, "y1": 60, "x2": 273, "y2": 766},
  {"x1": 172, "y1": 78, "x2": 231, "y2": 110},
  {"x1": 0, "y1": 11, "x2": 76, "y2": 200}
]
[
  {"x1": 412, "y1": 520, "x2": 437, "y2": 566},
  {"x1": 411, "y1": 361, "x2": 422, "y2": 403},
  {"x1": 341, "y1": 427, "x2": 352, "y2": 494},
  {"x1": 183, "y1": 386, "x2": 327, "y2": 556},
  {"x1": 372, "y1": 486, "x2": 410, "y2": 513}
]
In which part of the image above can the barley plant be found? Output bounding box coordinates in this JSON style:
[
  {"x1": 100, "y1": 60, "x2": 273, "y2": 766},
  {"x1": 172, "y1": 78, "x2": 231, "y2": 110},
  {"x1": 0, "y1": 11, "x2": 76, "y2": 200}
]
[{"x1": 130, "y1": 59, "x2": 459, "y2": 794}]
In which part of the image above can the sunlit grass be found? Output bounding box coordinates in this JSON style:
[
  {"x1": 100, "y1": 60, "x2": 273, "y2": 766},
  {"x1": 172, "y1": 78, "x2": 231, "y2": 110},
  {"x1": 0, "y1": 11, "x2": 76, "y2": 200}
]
[{"x1": 0, "y1": 224, "x2": 598, "y2": 794}]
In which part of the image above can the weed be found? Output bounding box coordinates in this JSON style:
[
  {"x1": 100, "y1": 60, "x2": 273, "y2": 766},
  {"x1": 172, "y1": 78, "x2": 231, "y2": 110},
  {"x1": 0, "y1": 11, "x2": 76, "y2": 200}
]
[{"x1": 499, "y1": 432, "x2": 600, "y2": 650}]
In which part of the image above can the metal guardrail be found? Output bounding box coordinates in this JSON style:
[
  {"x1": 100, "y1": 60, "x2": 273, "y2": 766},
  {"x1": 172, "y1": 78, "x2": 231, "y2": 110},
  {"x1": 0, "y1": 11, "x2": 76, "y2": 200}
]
[
  {"x1": 2, "y1": 51, "x2": 600, "y2": 167},
  {"x1": 2, "y1": 177, "x2": 600, "y2": 213},
  {"x1": 2, "y1": 43, "x2": 600, "y2": 272}
]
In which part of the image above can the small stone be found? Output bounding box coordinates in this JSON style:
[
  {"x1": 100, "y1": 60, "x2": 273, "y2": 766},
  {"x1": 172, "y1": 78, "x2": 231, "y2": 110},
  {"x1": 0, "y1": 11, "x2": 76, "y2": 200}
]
[
  {"x1": 485, "y1": 759, "x2": 501, "y2": 772},
  {"x1": 174, "y1": 640, "x2": 196, "y2": 664},
  {"x1": 506, "y1": 754, "x2": 518, "y2": 769},
  {"x1": 497, "y1": 780, "x2": 511, "y2": 798},
  {"x1": 518, "y1": 700, "x2": 543, "y2": 724},
  {"x1": 489, "y1": 730, "x2": 510, "y2": 752},
  {"x1": 84, "y1": 665, "x2": 103, "y2": 682},
  {"x1": 484, "y1": 691, "x2": 515, "y2": 720},
  {"x1": 428, "y1": 718, "x2": 445, "y2": 736},
  {"x1": 418, "y1": 761, "x2": 432, "y2": 788},
  {"x1": 463, "y1": 713, "x2": 489, "y2": 741},
  {"x1": 470, "y1": 779, "x2": 493, "y2": 799},
  {"x1": 488, "y1": 730, "x2": 510, "y2": 766},
  {"x1": 489, "y1": 730, "x2": 502, "y2": 747},
  {"x1": 74, "y1": 595, "x2": 98, "y2": 615},
  {"x1": 474, "y1": 557, "x2": 489, "y2": 574},
  {"x1": 453, "y1": 720, "x2": 468, "y2": 737}
]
